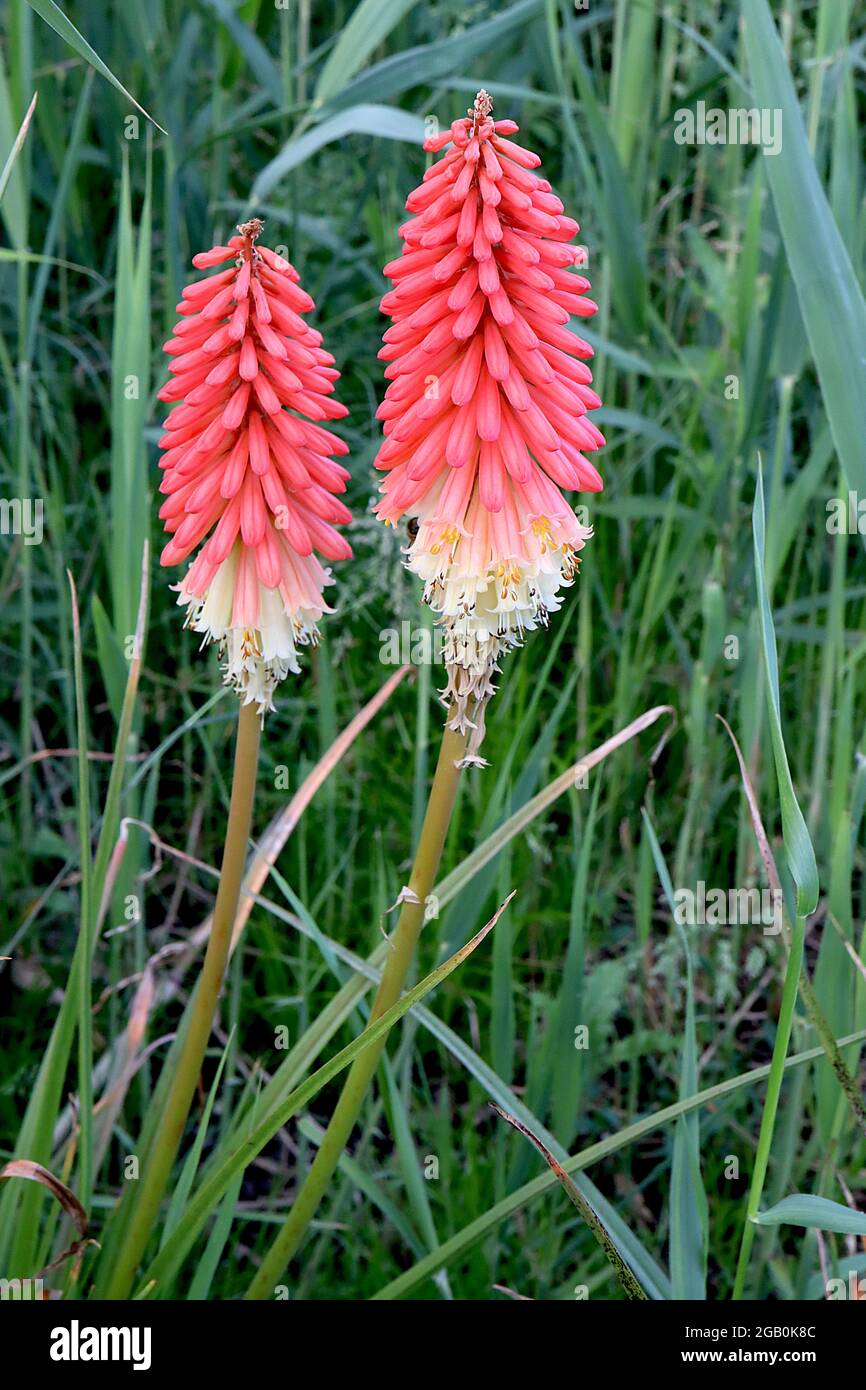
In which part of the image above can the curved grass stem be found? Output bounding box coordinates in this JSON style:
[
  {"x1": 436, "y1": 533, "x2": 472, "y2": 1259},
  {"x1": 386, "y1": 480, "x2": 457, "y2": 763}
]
[{"x1": 731, "y1": 912, "x2": 805, "y2": 1299}]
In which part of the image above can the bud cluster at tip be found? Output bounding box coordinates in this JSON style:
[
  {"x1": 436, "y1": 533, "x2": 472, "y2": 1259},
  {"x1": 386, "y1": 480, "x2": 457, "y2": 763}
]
[{"x1": 158, "y1": 221, "x2": 352, "y2": 714}]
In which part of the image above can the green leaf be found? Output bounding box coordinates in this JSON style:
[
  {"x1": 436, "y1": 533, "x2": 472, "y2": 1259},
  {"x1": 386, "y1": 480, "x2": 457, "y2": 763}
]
[
  {"x1": 314, "y1": 0, "x2": 422, "y2": 106},
  {"x1": 490, "y1": 1104, "x2": 648, "y2": 1299},
  {"x1": 752, "y1": 468, "x2": 820, "y2": 916},
  {"x1": 0, "y1": 56, "x2": 30, "y2": 248},
  {"x1": 91, "y1": 594, "x2": 127, "y2": 725},
  {"x1": 0, "y1": 89, "x2": 35, "y2": 215},
  {"x1": 374, "y1": 1029, "x2": 866, "y2": 1299},
  {"x1": 754, "y1": 1194, "x2": 866, "y2": 1236},
  {"x1": 25, "y1": 0, "x2": 166, "y2": 133},
  {"x1": 67, "y1": 572, "x2": 93, "y2": 1216},
  {"x1": 251, "y1": 106, "x2": 426, "y2": 201},
  {"x1": 323, "y1": 0, "x2": 543, "y2": 111},
  {"x1": 199, "y1": 0, "x2": 282, "y2": 106},
  {"x1": 741, "y1": 0, "x2": 866, "y2": 521},
  {"x1": 186, "y1": 1173, "x2": 245, "y2": 1301},
  {"x1": 136, "y1": 907, "x2": 503, "y2": 1294},
  {"x1": 110, "y1": 152, "x2": 151, "y2": 646},
  {"x1": 642, "y1": 810, "x2": 708, "y2": 1300}
]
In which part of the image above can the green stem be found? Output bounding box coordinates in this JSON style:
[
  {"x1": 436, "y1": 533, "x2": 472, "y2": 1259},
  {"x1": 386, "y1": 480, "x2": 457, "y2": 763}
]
[
  {"x1": 69, "y1": 576, "x2": 93, "y2": 1215},
  {"x1": 17, "y1": 256, "x2": 32, "y2": 844},
  {"x1": 731, "y1": 912, "x2": 805, "y2": 1299},
  {"x1": 104, "y1": 699, "x2": 261, "y2": 1299},
  {"x1": 245, "y1": 716, "x2": 467, "y2": 1298}
]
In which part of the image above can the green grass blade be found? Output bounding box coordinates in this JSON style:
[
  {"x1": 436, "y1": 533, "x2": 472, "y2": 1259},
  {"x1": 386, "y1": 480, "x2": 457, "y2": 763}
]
[
  {"x1": 324, "y1": 0, "x2": 543, "y2": 111},
  {"x1": 0, "y1": 547, "x2": 149, "y2": 1275},
  {"x1": 110, "y1": 152, "x2": 152, "y2": 649},
  {"x1": 754, "y1": 1194, "x2": 866, "y2": 1236},
  {"x1": 251, "y1": 106, "x2": 425, "y2": 200},
  {"x1": 314, "y1": 0, "x2": 421, "y2": 106},
  {"x1": 642, "y1": 810, "x2": 708, "y2": 1299},
  {"x1": 742, "y1": 0, "x2": 866, "y2": 518},
  {"x1": 491, "y1": 1103, "x2": 649, "y2": 1300},
  {"x1": 200, "y1": 0, "x2": 282, "y2": 106},
  {"x1": 160, "y1": 1031, "x2": 235, "y2": 1254},
  {"x1": 135, "y1": 909, "x2": 503, "y2": 1294},
  {"x1": 753, "y1": 466, "x2": 819, "y2": 917},
  {"x1": 731, "y1": 469, "x2": 820, "y2": 1298},
  {"x1": 67, "y1": 571, "x2": 93, "y2": 1216},
  {"x1": 373, "y1": 1030, "x2": 866, "y2": 1300},
  {"x1": 25, "y1": 0, "x2": 166, "y2": 132},
  {"x1": 0, "y1": 87, "x2": 35, "y2": 209},
  {"x1": 0, "y1": 54, "x2": 31, "y2": 248}
]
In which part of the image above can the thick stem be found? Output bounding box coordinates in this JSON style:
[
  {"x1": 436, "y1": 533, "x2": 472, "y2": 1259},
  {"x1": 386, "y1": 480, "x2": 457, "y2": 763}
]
[
  {"x1": 104, "y1": 699, "x2": 261, "y2": 1299},
  {"x1": 245, "y1": 717, "x2": 467, "y2": 1298}
]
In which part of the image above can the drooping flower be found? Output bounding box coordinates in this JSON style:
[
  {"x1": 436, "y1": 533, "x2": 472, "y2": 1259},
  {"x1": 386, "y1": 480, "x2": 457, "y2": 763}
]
[
  {"x1": 375, "y1": 92, "x2": 603, "y2": 761},
  {"x1": 157, "y1": 219, "x2": 352, "y2": 714}
]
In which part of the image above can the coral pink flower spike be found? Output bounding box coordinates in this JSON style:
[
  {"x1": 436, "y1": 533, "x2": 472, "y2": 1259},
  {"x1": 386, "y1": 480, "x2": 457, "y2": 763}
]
[
  {"x1": 158, "y1": 219, "x2": 352, "y2": 714},
  {"x1": 375, "y1": 91, "x2": 604, "y2": 762}
]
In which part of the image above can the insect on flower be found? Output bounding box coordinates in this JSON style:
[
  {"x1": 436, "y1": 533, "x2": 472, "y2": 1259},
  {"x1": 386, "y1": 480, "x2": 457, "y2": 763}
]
[
  {"x1": 375, "y1": 92, "x2": 604, "y2": 762},
  {"x1": 157, "y1": 219, "x2": 352, "y2": 714}
]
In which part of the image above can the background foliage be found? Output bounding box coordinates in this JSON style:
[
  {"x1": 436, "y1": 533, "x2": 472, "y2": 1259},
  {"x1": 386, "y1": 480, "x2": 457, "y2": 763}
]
[{"x1": 1, "y1": 0, "x2": 865, "y2": 1300}]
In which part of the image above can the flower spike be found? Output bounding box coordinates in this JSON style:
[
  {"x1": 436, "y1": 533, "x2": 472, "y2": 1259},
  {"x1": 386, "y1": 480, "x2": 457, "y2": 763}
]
[
  {"x1": 157, "y1": 219, "x2": 352, "y2": 714},
  {"x1": 375, "y1": 93, "x2": 603, "y2": 762}
]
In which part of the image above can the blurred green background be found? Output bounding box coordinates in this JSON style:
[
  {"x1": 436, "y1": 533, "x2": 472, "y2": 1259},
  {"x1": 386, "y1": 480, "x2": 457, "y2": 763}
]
[{"x1": 1, "y1": 0, "x2": 865, "y2": 1300}]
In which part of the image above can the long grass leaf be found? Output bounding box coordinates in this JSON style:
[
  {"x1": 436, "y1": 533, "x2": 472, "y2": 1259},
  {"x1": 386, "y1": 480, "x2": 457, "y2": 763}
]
[
  {"x1": 642, "y1": 810, "x2": 708, "y2": 1299},
  {"x1": 251, "y1": 106, "x2": 426, "y2": 199},
  {"x1": 754, "y1": 1194, "x2": 866, "y2": 1236},
  {"x1": 490, "y1": 1103, "x2": 648, "y2": 1299},
  {"x1": 314, "y1": 0, "x2": 421, "y2": 106},
  {"x1": 136, "y1": 905, "x2": 506, "y2": 1293},
  {"x1": 742, "y1": 0, "x2": 866, "y2": 517},
  {"x1": 373, "y1": 1030, "x2": 866, "y2": 1299},
  {"x1": 0, "y1": 88, "x2": 35, "y2": 208},
  {"x1": 25, "y1": 0, "x2": 165, "y2": 132}
]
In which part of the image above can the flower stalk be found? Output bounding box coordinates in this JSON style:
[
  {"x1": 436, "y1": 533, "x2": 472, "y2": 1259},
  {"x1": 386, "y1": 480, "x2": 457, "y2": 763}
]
[
  {"x1": 104, "y1": 698, "x2": 261, "y2": 1299},
  {"x1": 245, "y1": 715, "x2": 467, "y2": 1298}
]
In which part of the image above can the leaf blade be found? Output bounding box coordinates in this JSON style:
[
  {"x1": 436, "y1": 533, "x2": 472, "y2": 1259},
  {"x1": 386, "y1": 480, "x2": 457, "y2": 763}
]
[
  {"x1": 741, "y1": 0, "x2": 866, "y2": 516},
  {"x1": 25, "y1": 0, "x2": 166, "y2": 132}
]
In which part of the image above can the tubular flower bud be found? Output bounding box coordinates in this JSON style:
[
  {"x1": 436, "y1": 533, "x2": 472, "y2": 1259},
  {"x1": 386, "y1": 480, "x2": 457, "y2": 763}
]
[
  {"x1": 374, "y1": 93, "x2": 603, "y2": 762},
  {"x1": 157, "y1": 220, "x2": 352, "y2": 714}
]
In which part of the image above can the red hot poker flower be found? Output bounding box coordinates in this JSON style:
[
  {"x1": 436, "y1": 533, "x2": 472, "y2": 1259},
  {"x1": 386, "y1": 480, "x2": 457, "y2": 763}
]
[
  {"x1": 374, "y1": 92, "x2": 604, "y2": 760},
  {"x1": 157, "y1": 219, "x2": 352, "y2": 714}
]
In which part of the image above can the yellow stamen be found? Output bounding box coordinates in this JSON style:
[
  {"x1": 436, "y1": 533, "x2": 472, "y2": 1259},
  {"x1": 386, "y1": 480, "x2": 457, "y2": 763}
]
[
  {"x1": 432, "y1": 524, "x2": 460, "y2": 558},
  {"x1": 531, "y1": 515, "x2": 554, "y2": 555},
  {"x1": 241, "y1": 628, "x2": 262, "y2": 659}
]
